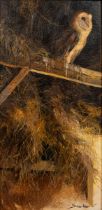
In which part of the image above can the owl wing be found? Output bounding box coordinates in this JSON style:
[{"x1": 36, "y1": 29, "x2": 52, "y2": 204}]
[
  {"x1": 65, "y1": 31, "x2": 79, "y2": 53},
  {"x1": 48, "y1": 29, "x2": 78, "y2": 58}
]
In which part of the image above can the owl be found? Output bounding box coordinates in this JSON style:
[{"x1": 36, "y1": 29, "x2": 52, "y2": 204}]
[{"x1": 48, "y1": 11, "x2": 92, "y2": 64}]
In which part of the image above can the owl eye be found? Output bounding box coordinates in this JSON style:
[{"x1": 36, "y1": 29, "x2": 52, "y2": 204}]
[
  {"x1": 79, "y1": 17, "x2": 88, "y2": 29},
  {"x1": 81, "y1": 17, "x2": 86, "y2": 21}
]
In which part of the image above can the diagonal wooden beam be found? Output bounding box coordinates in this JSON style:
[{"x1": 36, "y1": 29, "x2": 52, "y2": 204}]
[
  {"x1": 0, "y1": 67, "x2": 29, "y2": 106},
  {"x1": 0, "y1": 60, "x2": 101, "y2": 106},
  {"x1": 0, "y1": 60, "x2": 101, "y2": 88}
]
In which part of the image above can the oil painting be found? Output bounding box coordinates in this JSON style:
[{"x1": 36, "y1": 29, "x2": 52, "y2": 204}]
[{"x1": 0, "y1": 1, "x2": 101, "y2": 210}]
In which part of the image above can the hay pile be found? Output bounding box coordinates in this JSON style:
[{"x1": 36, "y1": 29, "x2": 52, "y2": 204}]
[
  {"x1": 0, "y1": 65, "x2": 101, "y2": 210},
  {"x1": 0, "y1": 1, "x2": 101, "y2": 209}
]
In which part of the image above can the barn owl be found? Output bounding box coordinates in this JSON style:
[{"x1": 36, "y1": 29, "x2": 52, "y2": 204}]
[
  {"x1": 43, "y1": 11, "x2": 92, "y2": 70},
  {"x1": 65, "y1": 11, "x2": 92, "y2": 64}
]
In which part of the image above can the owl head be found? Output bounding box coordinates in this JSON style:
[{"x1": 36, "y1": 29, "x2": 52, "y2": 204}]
[{"x1": 71, "y1": 11, "x2": 92, "y2": 35}]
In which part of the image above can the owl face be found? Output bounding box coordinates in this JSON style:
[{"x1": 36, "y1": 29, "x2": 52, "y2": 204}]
[{"x1": 72, "y1": 12, "x2": 92, "y2": 34}]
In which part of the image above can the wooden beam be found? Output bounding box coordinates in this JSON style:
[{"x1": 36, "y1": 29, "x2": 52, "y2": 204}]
[
  {"x1": 87, "y1": 168, "x2": 94, "y2": 206},
  {"x1": 32, "y1": 161, "x2": 55, "y2": 171},
  {"x1": 0, "y1": 60, "x2": 101, "y2": 88},
  {"x1": 30, "y1": 64, "x2": 101, "y2": 88},
  {"x1": 0, "y1": 67, "x2": 29, "y2": 106},
  {"x1": 0, "y1": 161, "x2": 55, "y2": 172},
  {"x1": 0, "y1": 60, "x2": 101, "y2": 106}
]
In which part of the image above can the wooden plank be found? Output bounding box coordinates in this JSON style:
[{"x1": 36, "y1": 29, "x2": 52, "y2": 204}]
[
  {"x1": 0, "y1": 67, "x2": 29, "y2": 106},
  {"x1": 0, "y1": 61, "x2": 101, "y2": 88},
  {"x1": 0, "y1": 60, "x2": 101, "y2": 106},
  {"x1": 30, "y1": 64, "x2": 101, "y2": 88},
  {"x1": 87, "y1": 169, "x2": 94, "y2": 206},
  {"x1": 0, "y1": 161, "x2": 55, "y2": 172},
  {"x1": 31, "y1": 161, "x2": 55, "y2": 171}
]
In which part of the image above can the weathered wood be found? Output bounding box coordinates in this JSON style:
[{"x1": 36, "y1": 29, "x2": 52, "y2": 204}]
[
  {"x1": 0, "y1": 59, "x2": 101, "y2": 106},
  {"x1": 0, "y1": 67, "x2": 29, "y2": 105},
  {"x1": 30, "y1": 64, "x2": 101, "y2": 88},
  {"x1": 0, "y1": 161, "x2": 55, "y2": 172},
  {"x1": 0, "y1": 60, "x2": 101, "y2": 88},
  {"x1": 87, "y1": 168, "x2": 94, "y2": 206},
  {"x1": 32, "y1": 161, "x2": 55, "y2": 171},
  {"x1": 0, "y1": 56, "x2": 102, "y2": 105}
]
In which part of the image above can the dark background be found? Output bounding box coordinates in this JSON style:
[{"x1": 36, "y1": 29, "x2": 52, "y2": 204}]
[{"x1": 0, "y1": 0, "x2": 101, "y2": 70}]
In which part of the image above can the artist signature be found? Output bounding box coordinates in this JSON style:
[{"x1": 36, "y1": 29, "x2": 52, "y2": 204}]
[{"x1": 68, "y1": 203, "x2": 96, "y2": 209}]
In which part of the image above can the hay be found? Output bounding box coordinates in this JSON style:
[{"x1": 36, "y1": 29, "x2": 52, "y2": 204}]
[
  {"x1": 0, "y1": 20, "x2": 48, "y2": 66},
  {"x1": 0, "y1": 65, "x2": 101, "y2": 209},
  {"x1": 0, "y1": 65, "x2": 101, "y2": 181},
  {"x1": 0, "y1": 1, "x2": 101, "y2": 209}
]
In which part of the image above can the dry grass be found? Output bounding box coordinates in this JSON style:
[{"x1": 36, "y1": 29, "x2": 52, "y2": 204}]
[
  {"x1": 0, "y1": 65, "x2": 101, "y2": 210},
  {"x1": 0, "y1": 20, "x2": 48, "y2": 66},
  {"x1": 20, "y1": 0, "x2": 39, "y2": 16},
  {"x1": 0, "y1": 1, "x2": 101, "y2": 208}
]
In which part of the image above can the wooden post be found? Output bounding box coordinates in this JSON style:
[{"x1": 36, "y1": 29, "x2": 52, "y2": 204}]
[
  {"x1": 87, "y1": 168, "x2": 94, "y2": 206},
  {"x1": 0, "y1": 67, "x2": 29, "y2": 106}
]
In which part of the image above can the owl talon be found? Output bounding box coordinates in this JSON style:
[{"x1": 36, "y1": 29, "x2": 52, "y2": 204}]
[
  {"x1": 64, "y1": 62, "x2": 70, "y2": 77},
  {"x1": 43, "y1": 57, "x2": 49, "y2": 70}
]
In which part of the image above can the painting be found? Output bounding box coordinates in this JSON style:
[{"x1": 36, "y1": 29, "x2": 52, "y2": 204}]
[{"x1": 0, "y1": 1, "x2": 101, "y2": 209}]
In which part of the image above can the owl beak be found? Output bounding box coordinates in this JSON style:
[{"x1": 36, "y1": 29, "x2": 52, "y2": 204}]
[{"x1": 79, "y1": 19, "x2": 88, "y2": 29}]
